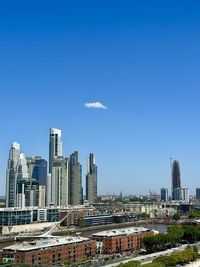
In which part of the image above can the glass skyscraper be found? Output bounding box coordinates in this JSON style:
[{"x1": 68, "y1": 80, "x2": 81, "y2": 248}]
[
  {"x1": 86, "y1": 153, "x2": 97, "y2": 204},
  {"x1": 49, "y1": 128, "x2": 62, "y2": 173},
  {"x1": 5, "y1": 142, "x2": 20, "y2": 207},
  {"x1": 172, "y1": 160, "x2": 181, "y2": 200}
]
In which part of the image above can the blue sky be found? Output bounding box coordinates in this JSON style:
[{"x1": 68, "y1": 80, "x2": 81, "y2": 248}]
[{"x1": 1, "y1": 1, "x2": 200, "y2": 196}]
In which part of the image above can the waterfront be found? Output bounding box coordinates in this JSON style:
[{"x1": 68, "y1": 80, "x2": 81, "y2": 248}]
[{"x1": 0, "y1": 223, "x2": 168, "y2": 250}]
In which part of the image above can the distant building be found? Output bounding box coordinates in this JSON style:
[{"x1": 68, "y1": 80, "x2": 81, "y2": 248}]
[
  {"x1": 69, "y1": 152, "x2": 82, "y2": 205},
  {"x1": 172, "y1": 160, "x2": 181, "y2": 200},
  {"x1": 196, "y1": 188, "x2": 200, "y2": 200},
  {"x1": 51, "y1": 157, "x2": 69, "y2": 206},
  {"x1": 16, "y1": 153, "x2": 35, "y2": 208},
  {"x1": 39, "y1": 185, "x2": 46, "y2": 208},
  {"x1": 86, "y1": 153, "x2": 97, "y2": 205},
  {"x1": 49, "y1": 128, "x2": 62, "y2": 173},
  {"x1": 182, "y1": 188, "x2": 189, "y2": 203},
  {"x1": 26, "y1": 157, "x2": 47, "y2": 186},
  {"x1": 5, "y1": 142, "x2": 20, "y2": 207},
  {"x1": 173, "y1": 188, "x2": 189, "y2": 203},
  {"x1": 160, "y1": 188, "x2": 169, "y2": 202}
]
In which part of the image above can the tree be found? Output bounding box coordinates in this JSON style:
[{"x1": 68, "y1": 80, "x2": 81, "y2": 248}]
[
  {"x1": 172, "y1": 213, "x2": 180, "y2": 221},
  {"x1": 140, "y1": 212, "x2": 148, "y2": 220}
]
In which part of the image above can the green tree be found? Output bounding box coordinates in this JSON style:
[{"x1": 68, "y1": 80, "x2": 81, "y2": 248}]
[
  {"x1": 172, "y1": 213, "x2": 180, "y2": 221},
  {"x1": 140, "y1": 212, "x2": 148, "y2": 220}
]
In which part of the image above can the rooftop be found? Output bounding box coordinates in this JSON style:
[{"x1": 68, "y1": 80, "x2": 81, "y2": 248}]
[
  {"x1": 3, "y1": 236, "x2": 89, "y2": 252},
  {"x1": 92, "y1": 226, "x2": 151, "y2": 238}
]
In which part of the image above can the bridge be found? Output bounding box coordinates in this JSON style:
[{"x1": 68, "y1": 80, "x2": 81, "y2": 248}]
[{"x1": 15, "y1": 211, "x2": 74, "y2": 240}]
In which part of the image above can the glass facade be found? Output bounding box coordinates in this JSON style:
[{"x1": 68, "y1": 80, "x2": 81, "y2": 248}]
[
  {"x1": 0, "y1": 210, "x2": 33, "y2": 226},
  {"x1": 0, "y1": 208, "x2": 60, "y2": 226}
]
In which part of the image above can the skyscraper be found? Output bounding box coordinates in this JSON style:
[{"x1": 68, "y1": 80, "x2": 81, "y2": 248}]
[
  {"x1": 86, "y1": 153, "x2": 97, "y2": 204},
  {"x1": 172, "y1": 160, "x2": 181, "y2": 200},
  {"x1": 196, "y1": 188, "x2": 200, "y2": 200},
  {"x1": 69, "y1": 151, "x2": 82, "y2": 205},
  {"x1": 16, "y1": 153, "x2": 29, "y2": 208},
  {"x1": 51, "y1": 157, "x2": 69, "y2": 206},
  {"x1": 160, "y1": 188, "x2": 168, "y2": 202},
  {"x1": 49, "y1": 128, "x2": 62, "y2": 173},
  {"x1": 5, "y1": 142, "x2": 20, "y2": 207},
  {"x1": 27, "y1": 157, "x2": 47, "y2": 186}
]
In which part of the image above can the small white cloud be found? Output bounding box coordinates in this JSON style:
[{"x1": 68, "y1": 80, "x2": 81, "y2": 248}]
[{"x1": 85, "y1": 101, "x2": 107, "y2": 109}]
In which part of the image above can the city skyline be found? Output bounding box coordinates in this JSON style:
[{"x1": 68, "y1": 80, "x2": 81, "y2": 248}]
[
  {"x1": 1, "y1": 1, "x2": 200, "y2": 195},
  {"x1": 5, "y1": 128, "x2": 98, "y2": 207}
]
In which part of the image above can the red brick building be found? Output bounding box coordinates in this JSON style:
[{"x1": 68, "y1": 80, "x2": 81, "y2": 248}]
[
  {"x1": 92, "y1": 226, "x2": 154, "y2": 254},
  {"x1": 0, "y1": 236, "x2": 96, "y2": 265}
]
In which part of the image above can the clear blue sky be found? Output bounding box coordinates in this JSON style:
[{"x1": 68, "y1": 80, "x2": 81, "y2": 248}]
[{"x1": 1, "y1": 0, "x2": 200, "y2": 196}]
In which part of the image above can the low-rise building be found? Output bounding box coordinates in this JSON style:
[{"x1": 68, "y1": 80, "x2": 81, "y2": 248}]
[
  {"x1": 92, "y1": 226, "x2": 154, "y2": 254},
  {"x1": 0, "y1": 236, "x2": 96, "y2": 265}
]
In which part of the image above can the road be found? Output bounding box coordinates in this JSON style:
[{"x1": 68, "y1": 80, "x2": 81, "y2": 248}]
[{"x1": 103, "y1": 244, "x2": 189, "y2": 267}]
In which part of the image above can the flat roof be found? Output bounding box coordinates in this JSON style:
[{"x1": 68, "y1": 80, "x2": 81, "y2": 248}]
[
  {"x1": 0, "y1": 205, "x2": 94, "y2": 212},
  {"x1": 3, "y1": 236, "x2": 90, "y2": 252},
  {"x1": 92, "y1": 227, "x2": 151, "y2": 238}
]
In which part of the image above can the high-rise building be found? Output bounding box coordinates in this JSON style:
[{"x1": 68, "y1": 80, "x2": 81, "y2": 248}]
[
  {"x1": 86, "y1": 153, "x2": 97, "y2": 204},
  {"x1": 27, "y1": 157, "x2": 47, "y2": 186},
  {"x1": 51, "y1": 157, "x2": 69, "y2": 206},
  {"x1": 49, "y1": 128, "x2": 62, "y2": 173},
  {"x1": 16, "y1": 153, "x2": 29, "y2": 208},
  {"x1": 196, "y1": 188, "x2": 200, "y2": 200},
  {"x1": 160, "y1": 188, "x2": 169, "y2": 202},
  {"x1": 5, "y1": 142, "x2": 20, "y2": 207},
  {"x1": 46, "y1": 173, "x2": 52, "y2": 206},
  {"x1": 39, "y1": 185, "x2": 46, "y2": 208},
  {"x1": 182, "y1": 188, "x2": 189, "y2": 203},
  {"x1": 69, "y1": 152, "x2": 82, "y2": 205},
  {"x1": 173, "y1": 188, "x2": 189, "y2": 203},
  {"x1": 172, "y1": 160, "x2": 181, "y2": 200}
]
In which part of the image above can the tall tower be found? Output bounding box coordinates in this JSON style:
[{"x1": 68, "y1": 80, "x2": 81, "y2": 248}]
[
  {"x1": 5, "y1": 142, "x2": 20, "y2": 207},
  {"x1": 172, "y1": 160, "x2": 181, "y2": 200},
  {"x1": 27, "y1": 156, "x2": 47, "y2": 186},
  {"x1": 51, "y1": 157, "x2": 69, "y2": 207},
  {"x1": 49, "y1": 128, "x2": 62, "y2": 173},
  {"x1": 69, "y1": 151, "x2": 82, "y2": 205},
  {"x1": 16, "y1": 153, "x2": 29, "y2": 208},
  {"x1": 86, "y1": 153, "x2": 97, "y2": 204}
]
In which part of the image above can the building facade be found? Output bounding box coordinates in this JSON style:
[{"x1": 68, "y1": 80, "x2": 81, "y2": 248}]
[
  {"x1": 0, "y1": 236, "x2": 96, "y2": 265},
  {"x1": 172, "y1": 160, "x2": 181, "y2": 200},
  {"x1": 160, "y1": 188, "x2": 169, "y2": 202},
  {"x1": 196, "y1": 188, "x2": 200, "y2": 200},
  {"x1": 49, "y1": 128, "x2": 62, "y2": 173},
  {"x1": 5, "y1": 142, "x2": 20, "y2": 208},
  {"x1": 86, "y1": 153, "x2": 97, "y2": 205},
  {"x1": 27, "y1": 157, "x2": 47, "y2": 186},
  {"x1": 51, "y1": 157, "x2": 69, "y2": 206},
  {"x1": 92, "y1": 227, "x2": 154, "y2": 254},
  {"x1": 69, "y1": 152, "x2": 82, "y2": 205}
]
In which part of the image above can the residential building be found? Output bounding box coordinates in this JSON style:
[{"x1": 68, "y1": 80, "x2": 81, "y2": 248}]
[
  {"x1": 5, "y1": 142, "x2": 20, "y2": 208},
  {"x1": 26, "y1": 157, "x2": 47, "y2": 186},
  {"x1": 173, "y1": 188, "x2": 189, "y2": 203},
  {"x1": 39, "y1": 185, "x2": 46, "y2": 208},
  {"x1": 160, "y1": 188, "x2": 169, "y2": 202},
  {"x1": 49, "y1": 128, "x2": 62, "y2": 173},
  {"x1": 172, "y1": 160, "x2": 181, "y2": 200},
  {"x1": 51, "y1": 157, "x2": 69, "y2": 206},
  {"x1": 86, "y1": 153, "x2": 97, "y2": 204},
  {"x1": 69, "y1": 152, "x2": 82, "y2": 205},
  {"x1": 196, "y1": 188, "x2": 200, "y2": 200}
]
